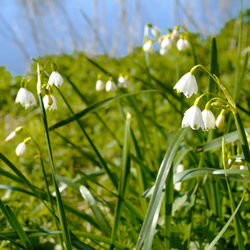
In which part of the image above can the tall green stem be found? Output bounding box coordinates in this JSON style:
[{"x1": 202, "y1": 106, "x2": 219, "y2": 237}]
[{"x1": 233, "y1": 112, "x2": 250, "y2": 170}]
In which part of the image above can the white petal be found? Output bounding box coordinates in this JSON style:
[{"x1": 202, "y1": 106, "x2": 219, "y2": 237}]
[
  {"x1": 182, "y1": 106, "x2": 203, "y2": 130},
  {"x1": 174, "y1": 73, "x2": 198, "y2": 98},
  {"x1": 5, "y1": 131, "x2": 16, "y2": 142},
  {"x1": 161, "y1": 37, "x2": 172, "y2": 50},
  {"x1": 202, "y1": 109, "x2": 216, "y2": 130},
  {"x1": 96, "y1": 80, "x2": 104, "y2": 91},
  {"x1": 16, "y1": 142, "x2": 26, "y2": 156},
  {"x1": 106, "y1": 80, "x2": 116, "y2": 92},
  {"x1": 15, "y1": 88, "x2": 37, "y2": 109},
  {"x1": 48, "y1": 71, "x2": 64, "y2": 87}
]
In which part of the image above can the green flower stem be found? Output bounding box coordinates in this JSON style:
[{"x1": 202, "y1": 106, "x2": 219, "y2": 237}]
[
  {"x1": 190, "y1": 64, "x2": 236, "y2": 111},
  {"x1": 38, "y1": 93, "x2": 71, "y2": 249},
  {"x1": 205, "y1": 97, "x2": 228, "y2": 110},
  {"x1": 233, "y1": 112, "x2": 250, "y2": 171}
]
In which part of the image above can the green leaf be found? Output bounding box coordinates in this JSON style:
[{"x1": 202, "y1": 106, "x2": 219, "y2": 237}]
[
  {"x1": 209, "y1": 38, "x2": 219, "y2": 94},
  {"x1": 110, "y1": 113, "x2": 131, "y2": 249},
  {"x1": 195, "y1": 128, "x2": 250, "y2": 153},
  {"x1": 79, "y1": 186, "x2": 111, "y2": 236},
  {"x1": 49, "y1": 90, "x2": 160, "y2": 131},
  {"x1": 205, "y1": 193, "x2": 245, "y2": 250},
  {"x1": 0, "y1": 200, "x2": 33, "y2": 249},
  {"x1": 136, "y1": 128, "x2": 187, "y2": 249}
]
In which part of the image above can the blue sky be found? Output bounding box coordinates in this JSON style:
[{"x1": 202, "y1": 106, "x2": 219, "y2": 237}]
[{"x1": 0, "y1": 0, "x2": 249, "y2": 75}]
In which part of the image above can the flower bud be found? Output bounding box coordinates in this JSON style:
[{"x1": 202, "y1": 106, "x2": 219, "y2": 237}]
[{"x1": 216, "y1": 110, "x2": 226, "y2": 128}]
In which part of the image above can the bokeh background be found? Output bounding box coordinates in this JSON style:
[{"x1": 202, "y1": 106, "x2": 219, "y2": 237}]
[{"x1": 0, "y1": 0, "x2": 250, "y2": 75}]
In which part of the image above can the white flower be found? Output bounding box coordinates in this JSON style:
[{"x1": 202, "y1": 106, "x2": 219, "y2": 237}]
[
  {"x1": 15, "y1": 87, "x2": 37, "y2": 109},
  {"x1": 174, "y1": 72, "x2": 198, "y2": 98},
  {"x1": 182, "y1": 105, "x2": 204, "y2": 130},
  {"x1": 143, "y1": 40, "x2": 153, "y2": 53},
  {"x1": 43, "y1": 95, "x2": 57, "y2": 111},
  {"x1": 106, "y1": 80, "x2": 116, "y2": 92},
  {"x1": 202, "y1": 109, "x2": 216, "y2": 131},
  {"x1": 5, "y1": 131, "x2": 16, "y2": 142},
  {"x1": 176, "y1": 39, "x2": 190, "y2": 51},
  {"x1": 48, "y1": 71, "x2": 63, "y2": 87},
  {"x1": 161, "y1": 37, "x2": 172, "y2": 50},
  {"x1": 174, "y1": 164, "x2": 184, "y2": 191},
  {"x1": 118, "y1": 76, "x2": 129, "y2": 88},
  {"x1": 16, "y1": 142, "x2": 26, "y2": 157},
  {"x1": 151, "y1": 26, "x2": 161, "y2": 38},
  {"x1": 170, "y1": 28, "x2": 179, "y2": 41},
  {"x1": 96, "y1": 80, "x2": 104, "y2": 91}
]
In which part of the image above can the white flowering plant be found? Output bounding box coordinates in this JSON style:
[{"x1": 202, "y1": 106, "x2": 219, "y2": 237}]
[{"x1": 0, "y1": 12, "x2": 249, "y2": 250}]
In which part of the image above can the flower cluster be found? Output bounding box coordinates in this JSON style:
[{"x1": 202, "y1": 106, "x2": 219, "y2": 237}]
[
  {"x1": 142, "y1": 24, "x2": 190, "y2": 55},
  {"x1": 174, "y1": 68, "x2": 226, "y2": 131},
  {"x1": 95, "y1": 75, "x2": 129, "y2": 92},
  {"x1": 15, "y1": 65, "x2": 63, "y2": 112}
]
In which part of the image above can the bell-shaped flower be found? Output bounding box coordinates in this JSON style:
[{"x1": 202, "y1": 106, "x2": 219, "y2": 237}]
[
  {"x1": 43, "y1": 95, "x2": 57, "y2": 111},
  {"x1": 15, "y1": 87, "x2": 37, "y2": 109},
  {"x1": 143, "y1": 40, "x2": 153, "y2": 53},
  {"x1": 106, "y1": 80, "x2": 116, "y2": 92},
  {"x1": 48, "y1": 71, "x2": 63, "y2": 87},
  {"x1": 96, "y1": 79, "x2": 104, "y2": 91},
  {"x1": 176, "y1": 39, "x2": 190, "y2": 51},
  {"x1": 161, "y1": 36, "x2": 172, "y2": 50},
  {"x1": 16, "y1": 142, "x2": 26, "y2": 157},
  {"x1": 5, "y1": 127, "x2": 23, "y2": 142},
  {"x1": 182, "y1": 105, "x2": 204, "y2": 130},
  {"x1": 174, "y1": 72, "x2": 198, "y2": 98},
  {"x1": 151, "y1": 26, "x2": 161, "y2": 38},
  {"x1": 202, "y1": 109, "x2": 216, "y2": 131},
  {"x1": 118, "y1": 76, "x2": 129, "y2": 88}
]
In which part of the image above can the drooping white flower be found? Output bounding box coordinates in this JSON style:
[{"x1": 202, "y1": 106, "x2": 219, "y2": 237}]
[
  {"x1": 43, "y1": 95, "x2": 57, "y2": 111},
  {"x1": 96, "y1": 79, "x2": 104, "y2": 91},
  {"x1": 143, "y1": 40, "x2": 153, "y2": 53},
  {"x1": 16, "y1": 142, "x2": 26, "y2": 157},
  {"x1": 5, "y1": 131, "x2": 16, "y2": 142},
  {"x1": 202, "y1": 109, "x2": 216, "y2": 131},
  {"x1": 174, "y1": 164, "x2": 184, "y2": 191},
  {"x1": 182, "y1": 105, "x2": 204, "y2": 130},
  {"x1": 118, "y1": 76, "x2": 129, "y2": 88},
  {"x1": 216, "y1": 110, "x2": 226, "y2": 128},
  {"x1": 174, "y1": 72, "x2": 198, "y2": 98},
  {"x1": 176, "y1": 39, "x2": 190, "y2": 51},
  {"x1": 151, "y1": 26, "x2": 161, "y2": 38},
  {"x1": 161, "y1": 37, "x2": 172, "y2": 50},
  {"x1": 15, "y1": 87, "x2": 37, "y2": 109},
  {"x1": 5, "y1": 127, "x2": 23, "y2": 142},
  {"x1": 48, "y1": 71, "x2": 63, "y2": 87},
  {"x1": 106, "y1": 80, "x2": 116, "y2": 92}
]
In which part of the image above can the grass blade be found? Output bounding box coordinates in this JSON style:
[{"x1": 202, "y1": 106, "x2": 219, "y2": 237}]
[
  {"x1": 0, "y1": 200, "x2": 33, "y2": 249},
  {"x1": 209, "y1": 38, "x2": 219, "y2": 94},
  {"x1": 49, "y1": 90, "x2": 160, "y2": 131},
  {"x1": 110, "y1": 113, "x2": 131, "y2": 249},
  {"x1": 80, "y1": 185, "x2": 111, "y2": 236},
  {"x1": 136, "y1": 128, "x2": 187, "y2": 249},
  {"x1": 205, "y1": 193, "x2": 245, "y2": 250},
  {"x1": 195, "y1": 128, "x2": 250, "y2": 152}
]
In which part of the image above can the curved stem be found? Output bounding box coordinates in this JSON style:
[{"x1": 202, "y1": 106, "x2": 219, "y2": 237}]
[{"x1": 205, "y1": 97, "x2": 228, "y2": 110}]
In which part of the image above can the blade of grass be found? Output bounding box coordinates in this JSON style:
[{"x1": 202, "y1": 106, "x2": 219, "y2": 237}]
[
  {"x1": 49, "y1": 90, "x2": 160, "y2": 131},
  {"x1": 136, "y1": 128, "x2": 187, "y2": 249},
  {"x1": 80, "y1": 185, "x2": 111, "y2": 236},
  {"x1": 205, "y1": 193, "x2": 245, "y2": 250},
  {"x1": 195, "y1": 128, "x2": 250, "y2": 153},
  {"x1": 0, "y1": 200, "x2": 33, "y2": 249},
  {"x1": 55, "y1": 86, "x2": 118, "y2": 189},
  {"x1": 209, "y1": 38, "x2": 219, "y2": 94},
  {"x1": 110, "y1": 113, "x2": 131, "y2": 250}
]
